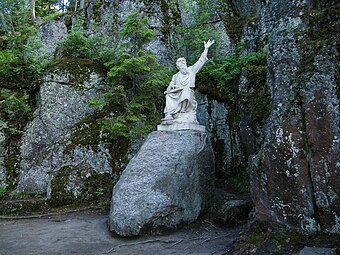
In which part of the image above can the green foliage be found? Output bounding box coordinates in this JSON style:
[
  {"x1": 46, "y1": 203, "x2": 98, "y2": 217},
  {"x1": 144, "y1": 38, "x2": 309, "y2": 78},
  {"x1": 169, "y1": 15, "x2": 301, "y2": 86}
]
[
  {"x1": 0, "y1": 26, "x2": 47, "y2": 88},
  {"x1": 42, "y1": 11, "x2": 65, "y2": 23},
  {"x1": 62, "y1": 19, "x2": 92, "y2": 58},
  {"x1": 198, "y1": 44, "x2": 268, "y2": 106},
  {"x1": 105, "y1": 51, "x2": 157, "y2": 84},
  {"x1": 0, "y1": 187, "x2": 8, "y2": 198},
  {"x1": 117, "y1": 11, "x2": 154, "y2": 53},
  {"x1": 225, "y1": 171, "x2": 250, "y2": 193},
  {"x1": 62, "y1": 29, "x2": 91, "y2": 58},
  {"x1": 95, "y1": 187, "x2": 104, "y2": 196},
  {"x1": 0, "y1": 88, "x2": 32, "y2": 134},
  {"x1": 90, "y1": 11, "x2": 172, "y2": 140},
  {"x1": 167, "y1": 0, "x2": 223, "y2": 62},
  {"x1": 61, "y1": 17, "x2": 117, "y2": 63},
  {"x1": 35, "y1": 0, "x2": 63, "y2": 17},
  {"x1": 0, "y1": 0, "x2": 30, "y2": 33},
  {"x1": 0, "y1": 0, "x2": 66, "y2": 34}
]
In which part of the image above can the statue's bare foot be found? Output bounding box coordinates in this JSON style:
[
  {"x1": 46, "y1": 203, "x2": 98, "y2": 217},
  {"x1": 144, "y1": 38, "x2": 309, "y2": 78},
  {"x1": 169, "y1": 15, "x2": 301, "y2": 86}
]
[{"x1": 162, "y1": 114, "x2": 173, "y2": 121}]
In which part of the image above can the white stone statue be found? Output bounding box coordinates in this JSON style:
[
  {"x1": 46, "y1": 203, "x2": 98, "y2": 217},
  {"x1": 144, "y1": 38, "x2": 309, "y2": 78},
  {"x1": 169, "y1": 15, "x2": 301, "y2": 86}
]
[{"x1": 162, "y1": 39, "x2": 215, "y2": 124}]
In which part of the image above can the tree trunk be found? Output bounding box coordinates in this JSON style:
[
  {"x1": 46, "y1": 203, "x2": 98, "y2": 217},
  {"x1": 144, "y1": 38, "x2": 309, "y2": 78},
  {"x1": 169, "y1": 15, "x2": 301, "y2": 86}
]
[
  {"x1": 30, "y1": 0, "x2": 36, "y2": 21},
  {"x1": 79, "y1": 0, "x2": 85, "y2": 10}
]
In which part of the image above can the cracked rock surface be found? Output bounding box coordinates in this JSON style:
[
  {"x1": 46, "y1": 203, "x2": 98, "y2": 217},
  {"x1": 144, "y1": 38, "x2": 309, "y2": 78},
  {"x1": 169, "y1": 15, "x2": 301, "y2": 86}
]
[{"x1": 108, "y1": 130, "x2": 215, "y2": 236}]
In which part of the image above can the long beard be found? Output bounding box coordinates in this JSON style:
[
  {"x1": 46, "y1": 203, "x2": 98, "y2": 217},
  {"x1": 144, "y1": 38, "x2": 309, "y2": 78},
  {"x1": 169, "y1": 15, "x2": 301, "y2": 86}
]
[{"x1": 179, "y1": 67, "x2": 188, "y2": 74}]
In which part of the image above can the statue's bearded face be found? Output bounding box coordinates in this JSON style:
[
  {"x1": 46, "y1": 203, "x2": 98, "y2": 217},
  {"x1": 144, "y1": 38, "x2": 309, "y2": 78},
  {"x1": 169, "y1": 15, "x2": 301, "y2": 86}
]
[{"x1": 176, "y1": 58, "x2": 188, "y2": 74}]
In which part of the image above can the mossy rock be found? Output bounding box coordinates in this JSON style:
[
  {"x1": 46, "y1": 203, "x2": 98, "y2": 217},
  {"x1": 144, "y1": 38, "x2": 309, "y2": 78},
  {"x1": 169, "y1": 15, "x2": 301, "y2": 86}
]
[
  {"x1": 48, "y1": 57, "x2": 106, "y2": 88},
  {"x1": 2, "y1": 139, "x2": 21, "y2": 192},
  {"x1": 63, "y1": 114, "x2": 103, "y2": 155},
  {"x1": 228, "y1": 221, "x2": 340, "y2": 255},
  {"x1": 49, "y1": 165, "x2": 113, "y2": 207},
  {"x1": 0, "y1": 197, "x2": 49, "y2": 216},
  {"x1": 240, "y1": 64, "x2": 270, "y2": 129}
]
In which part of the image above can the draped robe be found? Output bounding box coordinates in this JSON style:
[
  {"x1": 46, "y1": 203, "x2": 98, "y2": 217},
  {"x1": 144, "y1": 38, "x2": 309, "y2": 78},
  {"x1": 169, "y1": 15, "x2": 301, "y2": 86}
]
[{"x1": 164, "y1": 55, "x2": 208, "y2": 116}]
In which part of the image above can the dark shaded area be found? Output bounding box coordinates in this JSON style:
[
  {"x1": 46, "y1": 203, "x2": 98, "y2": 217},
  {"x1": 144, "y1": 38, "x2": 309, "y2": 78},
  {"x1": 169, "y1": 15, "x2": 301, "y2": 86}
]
[{"x1": 226, "y1": 221, "x2": 340, "y2": 255}]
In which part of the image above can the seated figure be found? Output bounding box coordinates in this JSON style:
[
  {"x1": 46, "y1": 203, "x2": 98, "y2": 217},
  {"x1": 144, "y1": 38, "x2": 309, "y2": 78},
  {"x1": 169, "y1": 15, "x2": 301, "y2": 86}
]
[{"x1": 162, "y1": 39, "x2": 215, "y2": 124}]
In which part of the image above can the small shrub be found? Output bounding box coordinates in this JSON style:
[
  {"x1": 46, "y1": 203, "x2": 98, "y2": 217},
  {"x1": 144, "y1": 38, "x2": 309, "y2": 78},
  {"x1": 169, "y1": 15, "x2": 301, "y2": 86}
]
[
  {"x1": 90, "y1": 12, "x2": 172, "y2": 140},
  {"x1": 0, "y1": 187, "x2": 8, "y2": 198},
  {"x1": 0, "y1": 88, "x2": 32, "y2": 134},
  {"x1": 62, "y1": 30, "x2": 91, "y2": 58}
]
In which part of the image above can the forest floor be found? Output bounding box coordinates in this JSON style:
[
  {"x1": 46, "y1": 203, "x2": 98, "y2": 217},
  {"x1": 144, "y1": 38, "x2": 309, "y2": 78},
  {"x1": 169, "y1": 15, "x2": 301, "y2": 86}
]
[
  {"x1": 0, "y1": 208, "x2": 246, "y2": 255},
  {"x1": 1, "y1": 207, "x2": 340, "y2": 255},
  {"x1": 1, "y1": 185, "x2": 339, "y2": 255}
]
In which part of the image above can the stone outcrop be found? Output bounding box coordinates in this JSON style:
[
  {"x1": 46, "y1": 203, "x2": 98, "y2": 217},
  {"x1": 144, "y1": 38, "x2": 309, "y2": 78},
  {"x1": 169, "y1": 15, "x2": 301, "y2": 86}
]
[
  {"x1": 14, "y1": 60, "x2": 116, "y2": 203},
  {"x1": 196, "y1": 93, "x2": 246, "y2": 176},
  {"x1": 108, "y1": 130, "x2": 215, "y2": 236},
  {"x1": 295, "y1": 247, "x2": 337, "y2": 255},
  {"x1": 1, "y1": 0, "x2": 338, "y2": 236},
  {"x1": 250, "y1": 0, "x2": 340, "y2": 234},
  {"x1": 39, "y1": 19, "x2": 68, "y2": 60}
]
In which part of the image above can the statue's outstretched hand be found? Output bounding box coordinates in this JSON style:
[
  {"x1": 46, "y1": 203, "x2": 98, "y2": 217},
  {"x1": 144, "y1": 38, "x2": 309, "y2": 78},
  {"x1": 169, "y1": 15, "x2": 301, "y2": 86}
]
[{"x1": 204, "y1": 39, "x2": 215, "y2": 49}]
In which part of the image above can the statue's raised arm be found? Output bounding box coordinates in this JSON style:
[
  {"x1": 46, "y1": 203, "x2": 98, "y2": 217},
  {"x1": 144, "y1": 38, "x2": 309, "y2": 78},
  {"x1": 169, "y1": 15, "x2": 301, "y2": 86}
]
[
  {"x1": 161, "y1": 39, "x2": 215, "y2": 124},
  {"x1": 190, "y1": 39, "x2": 215, "y2": 74},
  {"x1": 203, "y1": 39, "x2": 215, "y2": 57}
]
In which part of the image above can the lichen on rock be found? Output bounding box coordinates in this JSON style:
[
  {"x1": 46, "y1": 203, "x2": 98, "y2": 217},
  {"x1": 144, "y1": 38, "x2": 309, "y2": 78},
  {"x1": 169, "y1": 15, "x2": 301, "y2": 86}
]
[{"x1": 14, "y1": 59, "x2": 116, "y2": 206}]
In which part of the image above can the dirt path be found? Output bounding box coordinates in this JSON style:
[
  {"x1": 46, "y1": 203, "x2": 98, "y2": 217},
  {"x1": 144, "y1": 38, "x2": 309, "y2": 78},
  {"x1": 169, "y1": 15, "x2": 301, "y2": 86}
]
[{"x1": 0, "y1": 210, "x2": 245, "y2": 255}]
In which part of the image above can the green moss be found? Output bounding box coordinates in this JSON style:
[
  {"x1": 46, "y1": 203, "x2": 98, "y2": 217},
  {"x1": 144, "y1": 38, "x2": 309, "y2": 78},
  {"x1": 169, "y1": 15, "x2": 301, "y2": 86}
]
[
  {"x1": 49, "y1": 57, "x2": 105, "y2": 88},
  {"x1": 49, "y1": 166, "x2": 75, "y2": 206},
  {"x1": 228, "y1": 221, "x2": 340, "y2": 254},
  {"x1": 271, "y1": 228, "x2": 340, "y2": 249},
  {"x1": 63, "y1": 113, "x2": 104, "y2": 154},
  {"x1": 3, "y1": 139, "x2": 20, "y2": 192},
  {"x1": 245, "y1": 16, "x2": 260, "y2": 27},
  {"x1": 49, "y1": 165, "x2": 114, "y2": 207},
  {"x1": 0, "y1": 198, "x2": 49, "y2": 215},
  {"x1": 92, "y1": 0, "x2": 103, "y2": 22},
  {"x1": 63, "y1": 109, "x2": 130, "y2": 173},
  {"x1": 298, "y1": 4, "x2": 340, "y2": 76},
  {"x1": 220, "y1": 1, "x2": 244, "y2": 42},
  {"x1": 241, "y1": 63, "x2": 270, "y2": 129}
]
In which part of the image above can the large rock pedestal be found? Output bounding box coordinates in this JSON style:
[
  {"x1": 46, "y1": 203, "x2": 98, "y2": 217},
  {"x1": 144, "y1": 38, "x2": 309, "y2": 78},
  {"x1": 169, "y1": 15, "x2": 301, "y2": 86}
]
[{"x1": 108, "y1": 130, "x2": 215, "y2": 236}]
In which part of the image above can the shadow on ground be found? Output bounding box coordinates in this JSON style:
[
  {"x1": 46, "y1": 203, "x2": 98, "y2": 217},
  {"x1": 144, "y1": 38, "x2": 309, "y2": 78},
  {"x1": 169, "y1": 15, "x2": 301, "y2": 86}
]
[{"x1": 0, "y1": 209, "x2": 246, "y2": 255}]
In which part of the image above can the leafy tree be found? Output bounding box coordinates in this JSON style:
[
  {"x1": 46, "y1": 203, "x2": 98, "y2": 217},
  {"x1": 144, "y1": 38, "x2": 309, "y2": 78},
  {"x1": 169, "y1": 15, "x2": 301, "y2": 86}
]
[
  {"x1": 62, "y1": 18, "x2": 92, "y2": 58},
  {"x1": 105, "y1": 11, "x2": 156, "y2": 87},
  {"x1": 0, "y1": 88, "x2": 32, "y2": 134},
  {"x1": 0, "y1": 26, "x2": 46, "y2": 89},
  {"x1": 0, "y1": 0, "x2": 30, "y2": 33},
  {"x1": 198, "y1": 43, "x2": 268, "y2": 106},
  {"x1": 167, "y1": 0, "x2": 224, "y2": 62},
  {"x1": 90, "y1": 11, "x2": 172, "y2": 140}
]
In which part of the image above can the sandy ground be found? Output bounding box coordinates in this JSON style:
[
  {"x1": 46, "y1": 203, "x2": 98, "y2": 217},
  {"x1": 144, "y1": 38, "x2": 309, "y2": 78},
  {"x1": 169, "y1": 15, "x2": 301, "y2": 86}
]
[{"x1": 0, "y1": 210, "x2": 245, "y2": 255}]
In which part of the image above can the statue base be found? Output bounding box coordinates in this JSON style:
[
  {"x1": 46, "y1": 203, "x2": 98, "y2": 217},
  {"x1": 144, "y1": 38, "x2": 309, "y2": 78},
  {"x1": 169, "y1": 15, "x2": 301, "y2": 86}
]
[{"x1": 157, "y1": 122, "x2": 205, "y2": 132}]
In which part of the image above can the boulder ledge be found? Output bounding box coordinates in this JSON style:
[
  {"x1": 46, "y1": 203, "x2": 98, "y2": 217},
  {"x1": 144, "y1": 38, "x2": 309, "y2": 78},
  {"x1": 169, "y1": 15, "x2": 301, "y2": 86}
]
[{"x1": 108, "y1": 130, "x2": 215, "y2": 236}]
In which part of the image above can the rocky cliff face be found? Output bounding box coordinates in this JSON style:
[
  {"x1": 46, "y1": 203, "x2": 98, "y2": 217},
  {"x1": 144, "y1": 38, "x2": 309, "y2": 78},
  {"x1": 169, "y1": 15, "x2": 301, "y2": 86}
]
[
  {"x1": 1, "y1": 0, "x2": 338, "y2": 234},
  {"x1": 15, "y1": 59, "x2": 113, "y2": 198},
  {"x1": 108, "y1": 130, "x2": 215, "y2": 236},
  {"x1": 250, "y1": 0, "x2": 339, "y2": 233}
]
